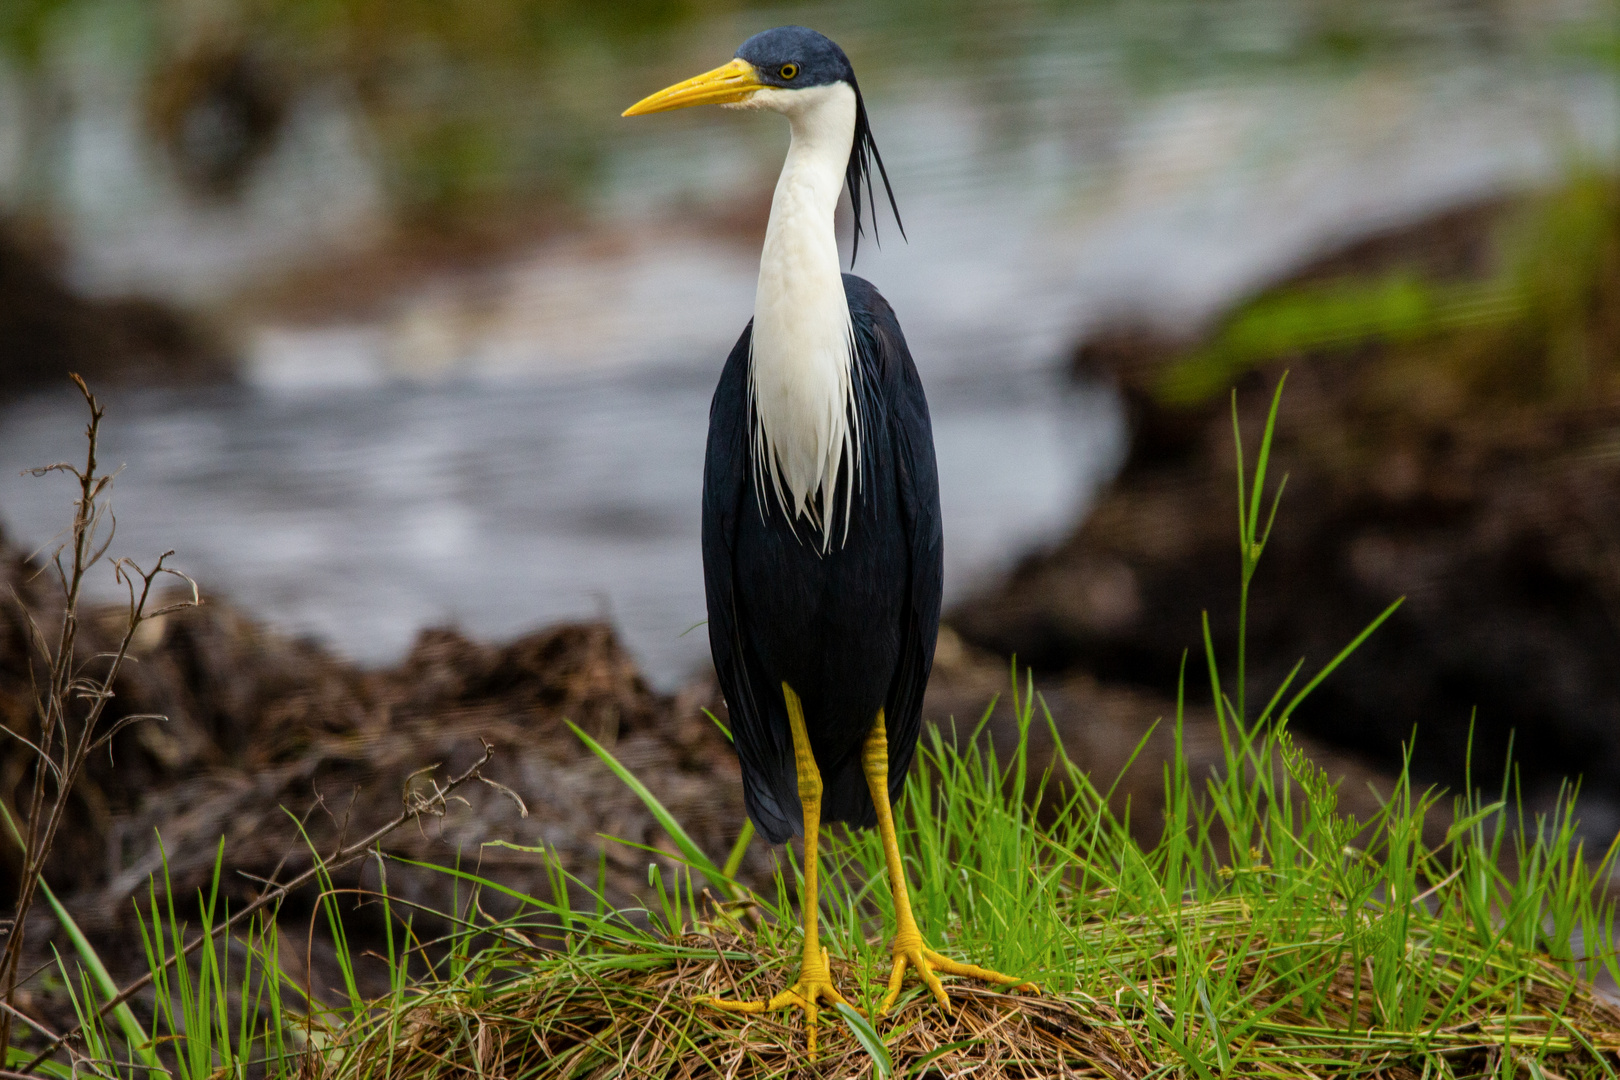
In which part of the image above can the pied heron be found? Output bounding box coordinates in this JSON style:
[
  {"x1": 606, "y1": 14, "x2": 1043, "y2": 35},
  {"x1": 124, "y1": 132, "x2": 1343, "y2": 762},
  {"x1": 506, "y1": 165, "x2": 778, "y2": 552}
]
[{"x1": 624, "y1": 26, "x2": 1033, "y2": 1054}]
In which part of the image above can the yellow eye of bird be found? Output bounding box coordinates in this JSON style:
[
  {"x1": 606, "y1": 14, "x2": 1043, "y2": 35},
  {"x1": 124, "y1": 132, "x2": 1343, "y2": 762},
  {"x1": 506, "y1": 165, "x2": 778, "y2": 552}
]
[{"x1": 780, "y1": 63, "x2": 798, "y2": 80}]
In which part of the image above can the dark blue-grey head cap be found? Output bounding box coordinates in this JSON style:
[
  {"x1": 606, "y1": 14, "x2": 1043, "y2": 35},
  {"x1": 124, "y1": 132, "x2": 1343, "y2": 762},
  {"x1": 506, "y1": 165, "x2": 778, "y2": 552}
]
[
  {"x1": 735, "y1": 26, "x2": 854, "y2": 88},
  {"x1": 734, "y1": 26, "x2": 904, "y2": 264}
]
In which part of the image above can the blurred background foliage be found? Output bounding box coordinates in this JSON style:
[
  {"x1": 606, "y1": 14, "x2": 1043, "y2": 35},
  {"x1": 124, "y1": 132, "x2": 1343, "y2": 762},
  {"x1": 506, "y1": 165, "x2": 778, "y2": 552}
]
[
  {"x1": 2, "y1": 0, "x2": 1606, "y2": 227},
  {"x1": 1160, "y1": 174, "x2": 1620, "y2": 410}
]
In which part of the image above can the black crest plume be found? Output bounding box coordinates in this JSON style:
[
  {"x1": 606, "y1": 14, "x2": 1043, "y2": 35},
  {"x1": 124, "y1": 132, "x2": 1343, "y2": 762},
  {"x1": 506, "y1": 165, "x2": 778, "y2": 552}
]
[{"x1": 845, "y1": 76, "x2": 904, "y2": 267}]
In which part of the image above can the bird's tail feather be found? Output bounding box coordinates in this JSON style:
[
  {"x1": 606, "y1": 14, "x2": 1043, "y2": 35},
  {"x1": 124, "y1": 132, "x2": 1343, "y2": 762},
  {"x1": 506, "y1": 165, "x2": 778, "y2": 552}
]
[
  {"x1": 741, "y1": 777, "x2": 800, "y2": 854},
  {"x1": 819, "y1": 748, "x2": 877, "y2": 831}
]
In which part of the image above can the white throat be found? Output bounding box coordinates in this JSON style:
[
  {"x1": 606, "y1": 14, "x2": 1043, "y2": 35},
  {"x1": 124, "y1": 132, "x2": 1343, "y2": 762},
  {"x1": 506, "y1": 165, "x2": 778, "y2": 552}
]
[{"x1": 739, "y1": 81, "x2": 859, "y2": 548}]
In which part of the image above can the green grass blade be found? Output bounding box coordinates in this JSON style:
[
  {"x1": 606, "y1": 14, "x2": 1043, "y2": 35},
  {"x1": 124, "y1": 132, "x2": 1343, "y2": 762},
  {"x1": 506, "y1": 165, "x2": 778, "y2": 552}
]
[
  {"x1": 905, "y1": 1040, "x2": 982, "y2": 1078},
  {"x1": 567, "y1": 718, "x2": 739, "y2": 899},
  {"x1": 836, "y1": 1002, "x2": 892, "y2": 1077},
  {"x1": 703, "y1": 708, "x2": 733, "y2": 743},
  {"x1": 1248, "y1": 371, "x2": 1288, "y2": 553},
  {"x1": 721, "y1": 820, "x2": 755, "y2": 881},
  {"x1": 1278, "y1": 597, "x2": 1404, "y2": 722},
  {"x1": 40, "y1": 876, "x2": 167, "y2": 1076}
]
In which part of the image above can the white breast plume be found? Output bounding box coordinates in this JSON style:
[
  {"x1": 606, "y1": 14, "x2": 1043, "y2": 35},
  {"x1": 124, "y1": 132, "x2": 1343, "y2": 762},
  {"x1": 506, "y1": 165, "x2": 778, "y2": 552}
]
[{"x1": 744, "y1": 81, "x2": 862, "y2": 550}]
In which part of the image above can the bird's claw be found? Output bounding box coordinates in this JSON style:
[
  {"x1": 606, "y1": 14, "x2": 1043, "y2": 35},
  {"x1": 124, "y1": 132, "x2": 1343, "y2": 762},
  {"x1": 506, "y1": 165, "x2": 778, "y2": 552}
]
[
  {"x1": 699, "y1": 946, "x2": 861, "y2": 1059},
  {"x1": 880, "y1": 931, "x2": 1038, "y2": 1015}
]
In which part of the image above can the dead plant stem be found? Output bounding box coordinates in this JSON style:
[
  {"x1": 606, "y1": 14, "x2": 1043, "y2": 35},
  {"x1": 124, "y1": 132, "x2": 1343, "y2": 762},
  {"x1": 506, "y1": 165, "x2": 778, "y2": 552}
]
[
  {"x1": 0, "y1": 377, "x2": 198, "y2": 1067},
  {"x1": 0, "y1": 376, "x2": 110, "y2": 1064}
]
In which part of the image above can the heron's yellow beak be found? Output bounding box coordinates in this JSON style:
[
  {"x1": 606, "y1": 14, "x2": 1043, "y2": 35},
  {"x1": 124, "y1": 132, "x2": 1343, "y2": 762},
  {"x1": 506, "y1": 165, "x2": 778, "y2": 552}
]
[{"x1": 622, "y1": 58, "x2": 766, "y2": 117}]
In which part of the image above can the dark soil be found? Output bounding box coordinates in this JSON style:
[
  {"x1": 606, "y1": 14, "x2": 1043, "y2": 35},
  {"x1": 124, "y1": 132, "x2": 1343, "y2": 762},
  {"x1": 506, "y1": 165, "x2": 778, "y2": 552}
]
[
  {"x1": 951, "y1": 193, "x2": 1620, "y2": 831},
  {"x1": 0, "y1": 528, "x2": 758, "y2": 1015}
]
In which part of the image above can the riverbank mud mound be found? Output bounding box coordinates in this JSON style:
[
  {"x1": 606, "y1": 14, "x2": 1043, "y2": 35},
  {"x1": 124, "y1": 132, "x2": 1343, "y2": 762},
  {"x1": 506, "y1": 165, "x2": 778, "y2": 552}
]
[
  {"x1": 0, "y1": 533, "x2": 753, "y2": 978},
  {"x1": 0, "y1": 569, "x2": 691, "y2": 1002},
  {"x1": 951, "y1": 185, "x2": 1620, "y2": 826}
]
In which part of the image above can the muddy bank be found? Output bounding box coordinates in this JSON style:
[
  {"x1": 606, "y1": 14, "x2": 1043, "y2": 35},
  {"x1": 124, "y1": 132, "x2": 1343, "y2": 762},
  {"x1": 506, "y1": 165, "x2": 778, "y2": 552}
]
[
  {"x1": 0, "y1": 223, "x2": 230, "y2": 398},
  {"x1": 951, "y1": 186, "x2": 1620, "y2": 828},
  {"x1": 0, "y1": 528, "x2": 758, "y2": 1005}
]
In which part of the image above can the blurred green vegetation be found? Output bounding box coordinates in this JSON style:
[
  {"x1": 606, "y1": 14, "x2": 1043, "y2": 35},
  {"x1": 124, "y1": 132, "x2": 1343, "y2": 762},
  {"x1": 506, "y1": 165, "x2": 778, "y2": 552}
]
[
  {"x1": 0, "y1": 0, "x2": 71, "y2": 66},
  {"x1": 1159, "y1": 173, "x2": 1620, "y2": 409},
  {"x1": 4, "y1": 0, "x2": 1610, "y2": 225},
  {"x1": 244, "y1": 0, "x2": 746, "y2": 213}
]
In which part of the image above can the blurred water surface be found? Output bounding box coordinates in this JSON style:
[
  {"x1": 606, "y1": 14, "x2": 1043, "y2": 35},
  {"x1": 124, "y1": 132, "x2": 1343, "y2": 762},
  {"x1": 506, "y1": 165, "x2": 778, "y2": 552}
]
[
  {"x1": 0, "y1": 370, "x2": 1121, "y2": 685},
  {"x1": 0, "y1": 0, "x2": 1615, "y2": 683}
]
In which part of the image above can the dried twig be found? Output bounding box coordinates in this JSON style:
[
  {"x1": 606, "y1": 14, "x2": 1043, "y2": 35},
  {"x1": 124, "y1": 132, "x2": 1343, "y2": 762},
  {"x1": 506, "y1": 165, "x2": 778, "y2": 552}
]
[{"x1": 0, "y1": 376, "x2": 200, "y2": 1065}]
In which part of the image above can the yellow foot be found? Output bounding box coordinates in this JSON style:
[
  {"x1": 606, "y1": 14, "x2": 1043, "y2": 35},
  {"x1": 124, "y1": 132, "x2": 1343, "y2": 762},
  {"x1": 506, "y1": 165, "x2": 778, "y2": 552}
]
[
  {"x1": 881, "y1": 932, "x2": 1038, "y2": 1015},
  {"x1": 700, "y1": 947, "x2": 861, "y2": 1059}
]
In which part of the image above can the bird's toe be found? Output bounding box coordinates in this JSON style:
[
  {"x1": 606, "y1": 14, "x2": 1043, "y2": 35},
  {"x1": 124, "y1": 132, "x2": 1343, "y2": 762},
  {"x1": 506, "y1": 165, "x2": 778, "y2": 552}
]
[
  {"x1": 699, "y1": 954, "x2": 860, "y2": 1059},
  {"x1": 880, "y1": 937, "x2": 1037, "y2": 1015}
]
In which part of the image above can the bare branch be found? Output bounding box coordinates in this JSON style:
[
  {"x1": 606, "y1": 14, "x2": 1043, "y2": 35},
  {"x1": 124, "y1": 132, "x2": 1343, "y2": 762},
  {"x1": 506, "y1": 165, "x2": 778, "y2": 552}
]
[
  {"x1": 0, "y1": 375, "x2": 114, "y2": 1065},
  {"x1": 84, "y1": 511, "x2": 114, "y2": 571},
  {"x1": 12, "y1": 600, "x2": 51, "y2": 666},
  {"x1": 0, "y1": 1002, "x2": 58, "y2": 1043}
]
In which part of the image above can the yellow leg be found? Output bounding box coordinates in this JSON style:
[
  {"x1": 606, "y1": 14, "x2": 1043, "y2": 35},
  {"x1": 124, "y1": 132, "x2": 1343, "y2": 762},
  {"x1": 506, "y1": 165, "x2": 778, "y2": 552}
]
[
  {"x1": 700, "y1": 682, "x2": 857, "y2": 1058},
  {"x1": 863, "y1": 709, "x2": 1038, "y2": 1014}
]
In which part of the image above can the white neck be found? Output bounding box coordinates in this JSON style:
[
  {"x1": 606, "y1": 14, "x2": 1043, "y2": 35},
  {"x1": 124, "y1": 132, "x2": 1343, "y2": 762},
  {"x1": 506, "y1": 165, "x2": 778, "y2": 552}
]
[{"x1": 738, "y1": 82, "x2": 859, "y2": 547}]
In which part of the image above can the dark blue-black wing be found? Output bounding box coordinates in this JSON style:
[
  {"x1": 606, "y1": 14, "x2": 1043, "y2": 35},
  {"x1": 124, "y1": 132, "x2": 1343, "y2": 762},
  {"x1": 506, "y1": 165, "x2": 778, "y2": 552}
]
[
  {"x1": 846, "y1": 275, "x2": 943, "y2": 805},
  {"x1": 702, "y1": 321, "x2": 799, "y2": 844}
]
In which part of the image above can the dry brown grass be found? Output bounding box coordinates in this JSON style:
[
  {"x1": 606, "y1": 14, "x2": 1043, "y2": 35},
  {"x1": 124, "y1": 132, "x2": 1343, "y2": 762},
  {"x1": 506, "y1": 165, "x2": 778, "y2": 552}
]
[{"x1": 318, "y1": 923, "x2": 1620, "y2": 1080}]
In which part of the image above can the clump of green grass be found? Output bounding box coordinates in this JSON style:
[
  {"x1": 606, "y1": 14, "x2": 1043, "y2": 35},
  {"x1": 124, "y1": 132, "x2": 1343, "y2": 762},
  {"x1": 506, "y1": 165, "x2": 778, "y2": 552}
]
[
  {"x1": 307, "y1": 710, "x2": 1620, "y2": 1077},
  {"x1": 28, "y1": 378, "x2": 1620, "y2": 1079}
]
